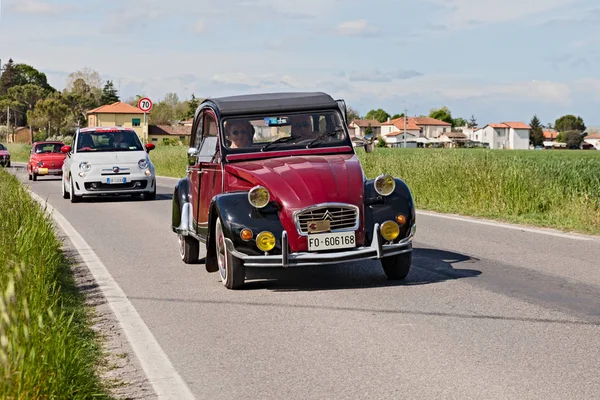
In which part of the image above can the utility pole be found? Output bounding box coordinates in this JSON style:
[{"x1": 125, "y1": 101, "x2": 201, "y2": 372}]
[{"x1": 403, "y1": 107, "x2": 407, "y2": 148}]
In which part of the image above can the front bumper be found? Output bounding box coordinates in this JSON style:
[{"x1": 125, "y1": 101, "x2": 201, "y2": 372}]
[
  {"x1": 71, "y1": 172, "x2": 154, "y2": 196},
  {"x1": 225, "y1": 223, "x2": 415, "y2": 267},
  {"x1": 35, "y1": 167, "x2": 62, "y2": 175}
]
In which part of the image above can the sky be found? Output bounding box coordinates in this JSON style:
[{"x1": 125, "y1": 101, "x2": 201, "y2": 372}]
[{"x1": 0, "y1": 0, "x2": 599, "y2": 127}]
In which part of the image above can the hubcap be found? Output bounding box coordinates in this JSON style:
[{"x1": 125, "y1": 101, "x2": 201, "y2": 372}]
[
  {"x1": 216, "y1": 220, "x2": 227, "y2": 282},
  {"x1": 178, "y1": 235, "x2": 185, "y2": 259}
]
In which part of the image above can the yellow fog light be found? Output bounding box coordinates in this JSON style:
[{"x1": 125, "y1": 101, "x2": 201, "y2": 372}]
[
  {"x1": 240, "y1": 228, "x2": 253, "y2": 241},
  {"x1": 374, "y1": 174, "x2": 395, "y2": 196},
  {"x1": 256, "y1": 231, "x2": 276, "y2": 252},
  {"x1": 381, "y1": 221, "x2": 400, "y2": 241},
  {"x1": 248, "y1": 186, "x2": 270, "y2": 208},
  {"x1": 396, "y1": 214, "x2": 406, "y2": 225}
]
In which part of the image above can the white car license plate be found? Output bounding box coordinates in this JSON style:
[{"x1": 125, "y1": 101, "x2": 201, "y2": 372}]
[
  {"x1": 307, "y1": 231, "x2": 355, "y2": 251},
  {"x1": 107, "y1": 177, "x2": 126, "y2": 184}
]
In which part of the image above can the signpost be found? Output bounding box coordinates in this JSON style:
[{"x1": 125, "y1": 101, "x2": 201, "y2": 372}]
[{"x1": 137, "y1": 97, "x2": 153, "y2": 144}]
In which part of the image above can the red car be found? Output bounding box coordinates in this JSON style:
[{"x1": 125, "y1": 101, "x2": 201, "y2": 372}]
[
  {"x1": 171, "y1": 92, "x2": 416, "y2": 289},
  {"x1": 0, "y1": 143, "x2": 10, "y2": 167},
  {"x1": 27, "y1": 141, "x2": 67, "y2": 181}
]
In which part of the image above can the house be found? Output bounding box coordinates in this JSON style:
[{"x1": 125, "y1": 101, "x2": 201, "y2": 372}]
[
  {"x1": 584, "y1": 133, "x2": 600, "y2": 150},
  {"x1": 385, "y1": 131, "x2": 419, "y2": 147},
  {"x1": 348, "y1": 119, "x2": 381, "y2": 138},
  {"x1": 410, "y1": 117, "x2": 452, "y2": 138},
  {"x1": 439, "y1": 131, "x2": 468, "y2": 147},
  {"x1": 87, "y1": 102, "x2": 148, "y2": 142},
  {"x1": 478, "y1": 122, "x2": 531, "y2": 149},
  {"x1": 6, "y1": 126, "x2": 31, "y2": 144},
  {"x1": 148, "y1": 125, "x2": 191, "y2": 144}
]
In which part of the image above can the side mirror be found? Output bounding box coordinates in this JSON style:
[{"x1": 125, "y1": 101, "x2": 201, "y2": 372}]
[
  {"x1": 145, "y1": 143, "x2": 155, "y2": 152},
  {"x1": 187, "y1": 147, "x2": 199, "y2": 166},
  {"x1": 364, "y1": 143, "x2": 373, "y2": 153},
  {"x1": 61, "y1": 145, "x2": 71, "y2": 153}
]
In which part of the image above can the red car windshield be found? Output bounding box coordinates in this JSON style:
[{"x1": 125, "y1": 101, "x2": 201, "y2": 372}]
[
  {"x1": 76, "y1": 130, "x2": 143, "y2": 152},
  {"x1": 34, "y1": 143, "x2": 63, "y2": 154}
]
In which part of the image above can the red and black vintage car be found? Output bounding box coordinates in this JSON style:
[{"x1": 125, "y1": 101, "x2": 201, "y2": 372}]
[{"x1": 172, "y1": 92, "x2": 416, "y2": 289}]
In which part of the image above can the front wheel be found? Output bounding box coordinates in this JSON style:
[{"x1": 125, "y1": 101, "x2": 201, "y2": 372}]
[
  {"x1": 381, "y1": 252, "x2": 412, "y2": 280},
  {"x1": 70, "y1": 177, "x2": 81, "y2": 203},
  {"x1": 178, "y1": 234, "x2": 199, "y2": 264},
  {"x1": 215, "y1": 218, "x2": 245, "y2": 289},
  {"x1": 61, "y1": 175, "x2": 69, "y2": 199}
]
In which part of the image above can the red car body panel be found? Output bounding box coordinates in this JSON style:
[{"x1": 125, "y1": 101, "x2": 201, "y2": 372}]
[{"x1": 224, "y1": 153, "x2": 366, "y2": 252}]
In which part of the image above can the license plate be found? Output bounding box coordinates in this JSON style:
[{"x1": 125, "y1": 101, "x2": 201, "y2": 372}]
[
  {"x1": 107, "y1": 177, "x2": 126, "y2": 184},
  {"x1": 307, "y1": 231, "x2": 356, "y2": 251},
  {"x1": 38, "y1": 168, "x2": 48, "y2": 174}
]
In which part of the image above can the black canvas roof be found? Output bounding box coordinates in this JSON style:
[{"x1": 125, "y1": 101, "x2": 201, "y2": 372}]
[{"x1": 204, "y1": 92, "x2": 339, "y2": 116}]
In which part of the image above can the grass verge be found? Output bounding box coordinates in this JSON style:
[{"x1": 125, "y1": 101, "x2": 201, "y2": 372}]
[
  {"x1": 4, "y1": 144, "x2": 31, "y2": 163},
  {"x1": 0, "y1": 168, "x2": 112, "y2": 399}
]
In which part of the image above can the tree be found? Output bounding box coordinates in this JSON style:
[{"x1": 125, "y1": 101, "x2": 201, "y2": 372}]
[
  {"x1": 468, "y1": 115, "x2": 477, "y2": 128},
  {"x1": 66, "y1": 67, "x2": 102, "y2": 91},
  {"x1": 0, "y1": 59, "x2": 18, "y2": 97},
  {"x1": 564, "y1": 131, "x2": 584, "y2": 149},
  {"x1": 347, "y1": 106, "x2": 360, "y2": 122},
  {"x1": 185, "y1": 94, "x2": 201, "y2": 119},
  {"x1": 100, "y1": 80, "x2": 119, "y2": 105},
  {"x1": 8, "y1": 84, "x2": 46, "y2": 143},
  {"x1": 554, "y1": 114, "x2": 585, "y2": 133},
  {"x1": 429, "y1": 106, "x2": 453, "y2": 125},
  {"x1": 148, "y1": 102, "x2": 174, "y2": 125},
  {"x1": 13, "y1": 64, "x2": 54, "y2": 92},
  {"x1": 529, "y1": 114, "x2": 544, "y2": 147},
  {"x1": 29, "y1": 94, "x2": 69, "y2": 137},
  {"x1": 365, "y1": 123, "x2": 373, "y2": 137},
  {"x1": 391, "y1": 113, "x2": 405, "y2": 120},
  {"x1": 453, "y1": 117, "x2": 467, "y2": 127},
  {"x1": 364, "y1": 108, "x2": 390, "y2": 123}
]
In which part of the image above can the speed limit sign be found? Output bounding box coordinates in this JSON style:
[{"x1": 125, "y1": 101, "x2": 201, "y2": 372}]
[{"x1": 138, "y1": 97, "x2": 153, "y2": 112}]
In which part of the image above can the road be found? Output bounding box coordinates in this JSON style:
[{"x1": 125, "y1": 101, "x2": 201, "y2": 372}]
[{"x1": 9, "y1": 165, "x2": 600, "y2": 400}]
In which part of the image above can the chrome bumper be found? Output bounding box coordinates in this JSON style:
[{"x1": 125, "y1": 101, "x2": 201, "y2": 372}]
[{"x1": 225, "y1": 223, "x2": 415, "y2": 267}]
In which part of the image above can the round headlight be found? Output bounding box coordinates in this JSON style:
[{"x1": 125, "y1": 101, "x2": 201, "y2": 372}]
[
  {"x1": 79, "y1": 161, "x2": 91, "y2": 172},
  {"x1": 374, "y1": 174, "x2": 395, "y2": 196},
  {"x1": 37, "y1": 161, "x2": 43, "y2": 167},
  {"x1": 256, "y1": 231, "x2": 276, "y2": 252},
  {"x1": 138, "y1": 159, "x2": 148, "y2": 169},
  {"x1": 381, "y1": 221, "x2": 400, "y2": 241},
  {"x1": 248, "y1": 186, "x2": 270, "y2": 208}
]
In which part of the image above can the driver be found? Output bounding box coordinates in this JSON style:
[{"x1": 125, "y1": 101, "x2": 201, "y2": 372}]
[
  {"x1": 112, "y1": 132, "x2": 129, "y2": 149},
  {"x1": 290, "y1": 115, "x2": 319, "y2": 140},
  {"x1": 225, "y1": 120, "x2": 254, "y2": 148}
]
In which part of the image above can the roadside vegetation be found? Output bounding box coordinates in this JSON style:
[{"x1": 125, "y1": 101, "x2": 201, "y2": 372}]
[
  {"x1": 0, "y1": 169, "x2": 111, "y2": 399},
  {"x1": 4, "y1": 143, "x2": 30, "y2": 162},
  {"x1": 357, "y1": 147, "x2": 600, "y2": 234}
]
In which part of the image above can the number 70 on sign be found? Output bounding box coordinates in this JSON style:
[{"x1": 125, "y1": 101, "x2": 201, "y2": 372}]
[{"x1": 138, "y1": 97, "x2": 153, "y2": 112}]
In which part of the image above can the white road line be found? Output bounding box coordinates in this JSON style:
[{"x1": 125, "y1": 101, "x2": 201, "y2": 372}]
[
  {"x1": 417, "y1": 210, "x2": 598, "y2": 241},
  {"x1": 28, "y1": 191, "x2": 196, "y2": 400}
]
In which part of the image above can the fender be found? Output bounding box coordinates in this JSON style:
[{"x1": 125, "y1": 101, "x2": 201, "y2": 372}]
[
  {"x1": 171, "y1": 177, "x2": 194, "y2": 235},
  {"x1": 205, "y1": 191, "x2": 286, "y2": 271},
  {"x1": 363, "y1": 177, "x2": 415, "y2": 245}
]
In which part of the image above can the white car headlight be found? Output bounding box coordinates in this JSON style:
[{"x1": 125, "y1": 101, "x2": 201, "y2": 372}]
[
  {"x1": 138, "y1": 159, "x2": 148, "y2": 169},
  {"x1": 79, "y1": 161, "x2": 91, "y2": 172}
]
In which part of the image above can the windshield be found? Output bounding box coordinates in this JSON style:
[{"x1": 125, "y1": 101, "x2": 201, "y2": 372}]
[
  {"x1": 76, "y1": 130, "x2": 143, "y2": 152},
  {"x1": 35, "y1": 143, "x2": 63, "y2": 154},
  {"x1": 0, "y1": 144, "x2": 6, "y2": 151},
  {"x1": 222, "y1": 110, "x2": 348, "y2": 152}
]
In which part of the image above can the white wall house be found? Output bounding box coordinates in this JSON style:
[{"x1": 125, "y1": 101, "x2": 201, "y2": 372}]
[
  {"x1": 348, "y1": 119, "x2": 381, "y2": 138},
  {"x1": 380, "y1": 117, "x2": 420, "y2": 146},
  {"x1": 584, "y1": 133, "x2": 600, "y2": 150},
  {"x1": 478, "y1": 122, "x2": 531, "y2": 149},
  {"x1": 411, "y1": 117, "x2": 452, "y2": 138}
]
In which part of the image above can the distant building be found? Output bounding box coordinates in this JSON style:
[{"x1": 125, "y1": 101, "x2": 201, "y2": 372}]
[
  {"x1": 87, "y1": 102, "x2": 148, "y2": 141},
  {"x1": 478, "y1": 122, "x2": 531, "y2": 149}
]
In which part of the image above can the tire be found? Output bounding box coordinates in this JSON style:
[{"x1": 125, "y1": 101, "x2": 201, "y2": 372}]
[
  {"x1": 146, "y1": 184, "x2": 156, "y2": 200},
  {"x1": 70, "y1": 176, "x2": 81, "y2": 203},
  {"x1": 28, "y1": 172, "x2": 32, "y2": 180},
  {"x1": 178, "y1": 234, "x2": 199, "y2": 264},
  {"x1": 61, "y1": 175, "x2": 69, "y2": 199},
  {"x1": 381, "y1": 252, "x2": 412, "y2": 280},
  {"x1": 215, "y1": 218, "x2": 245, "y2": 290},
  {"x1": 32, "y1": 173, "x2": 37, "y2": 181}
]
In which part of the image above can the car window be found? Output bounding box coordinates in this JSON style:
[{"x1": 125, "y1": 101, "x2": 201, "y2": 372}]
[
  {"x1": 197, "y1": 113, "x2": 219, "y2": 163},
  {"x1": 222, "y1": 110, "x2": 347, "y2": 151},
  {"x1": 35, "y1": 143, "x2": 63, "y2": 153},
  {"x1": 0, "y1": 144, "x2": 6, "y2": 151},
  {"x1": 192, "y1": 112, "x2": 203, "y2": 149},
  {"x1": 76, "y1": 130, "x2": 143, "y2": 152}
]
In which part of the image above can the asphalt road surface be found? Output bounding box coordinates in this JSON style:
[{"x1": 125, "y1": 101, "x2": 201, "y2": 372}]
[{"x1": 9, "y1": 165, "x2": 600, "y2": 400}]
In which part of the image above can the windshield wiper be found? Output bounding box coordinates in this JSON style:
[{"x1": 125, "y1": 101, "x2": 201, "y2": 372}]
[
  {"x1": 306, "y1": 129, "x2": 344, "y2": 148},
  {"x1": 261, "y1": 135, "x2": 300, "y2": 151}
]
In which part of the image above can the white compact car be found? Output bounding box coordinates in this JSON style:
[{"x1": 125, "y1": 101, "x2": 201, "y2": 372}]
[{"x1": 61, "y1": 127, "x2": 157, "y2": 202}]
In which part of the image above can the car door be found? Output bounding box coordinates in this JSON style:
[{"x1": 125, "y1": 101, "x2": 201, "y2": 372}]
[
  {"x1": 197, "y1": 110, "x2": 222, "y2": 238},
  {"x1": 188, "y1": 112, "x2": 204, "y2": 232}
]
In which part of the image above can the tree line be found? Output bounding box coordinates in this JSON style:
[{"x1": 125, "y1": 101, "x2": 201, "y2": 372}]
[{"x1": 0, "y1": 58, "x2": 201, "y2": 143}]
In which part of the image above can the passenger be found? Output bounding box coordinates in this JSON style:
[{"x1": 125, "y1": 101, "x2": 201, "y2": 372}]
[
  {"x1": 290, "y1": 115, "x2": 319, "y2": 140},
  {"x1": 225, "y1": 120, "x2": 254, "y2": 148}
]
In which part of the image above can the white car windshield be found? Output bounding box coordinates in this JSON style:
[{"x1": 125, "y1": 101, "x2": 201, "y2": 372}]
[{"x1": 76, "y1": 130, "x2": 143, "y2": 152}]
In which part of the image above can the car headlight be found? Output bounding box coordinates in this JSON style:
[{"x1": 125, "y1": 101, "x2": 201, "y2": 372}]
[
  {"x1": 374, "y1": 174, "x2": 395, "y2": 196},
  {"x1": 248, "y1": 186, "x2": 270, "y2": 208},
  {"x1": 138, "y1": 159, "x2": 148, "y2": 169},
  {"x1": 37, "y1": 161, "x2": 43, "y2": 167},
  {"x1": 79, "y1": 161, "x2": 91, "y2": 172}
]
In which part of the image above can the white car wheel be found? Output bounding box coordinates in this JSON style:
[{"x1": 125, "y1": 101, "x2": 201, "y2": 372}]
[{"x1": 215, "y1": 218, "x2": 245, "y2": 289}]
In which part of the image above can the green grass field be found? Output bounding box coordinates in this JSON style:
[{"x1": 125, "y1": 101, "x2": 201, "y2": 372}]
[
  {"x1": 0, "y1": 169, "x2": 111, "y2": 399},
  {"x1": 3, "y1": 143, "x2": 31, "y2": 163},
  {"x1": 148, "y1": 145, "x2": 600, "y2": 235}
]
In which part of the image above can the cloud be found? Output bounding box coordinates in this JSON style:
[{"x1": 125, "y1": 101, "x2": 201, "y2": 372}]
[
  {"x1": 194, "y1": 19, "x2": 204, "y2": 34},
  {"x1": 5, "y1": 0, "x2": 69, "y2": 15},
  {"x1": 348, "y1": 69, "x2": 424, "y2": 82},
  {"x1": 541, "y1": 7, "x2": 600, "y2": 26},
  {"x1": 335, "y1": 19, "x2": 379, "y2": 37}
]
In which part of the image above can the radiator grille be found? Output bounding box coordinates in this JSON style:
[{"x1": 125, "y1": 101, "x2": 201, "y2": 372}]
[{"x1": 294, "y1": 204, "x2": 359, "y2": 235}]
